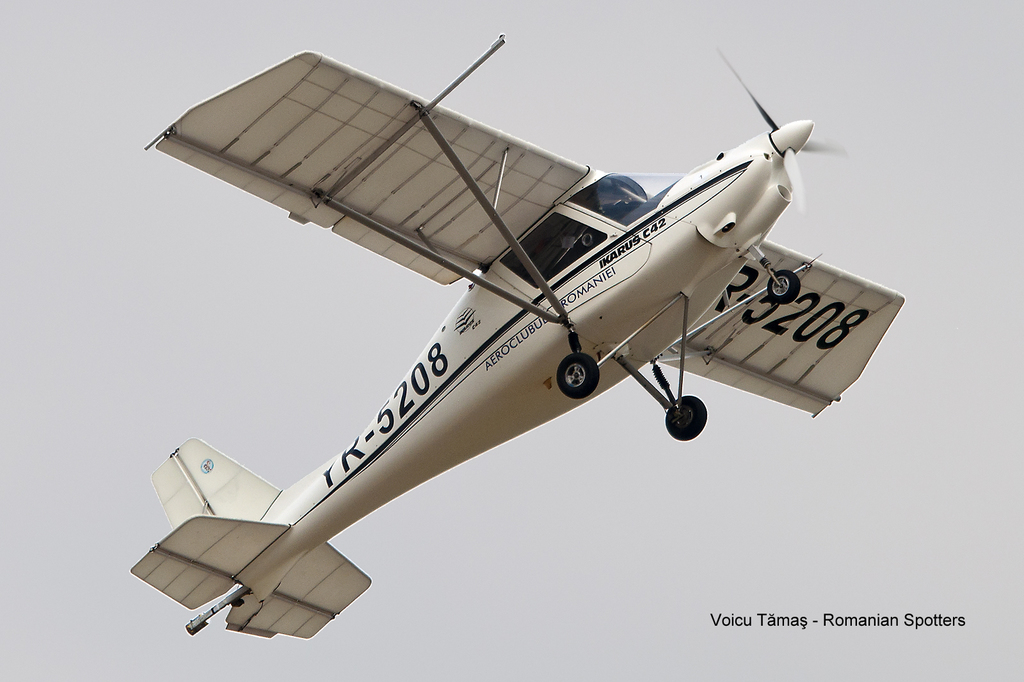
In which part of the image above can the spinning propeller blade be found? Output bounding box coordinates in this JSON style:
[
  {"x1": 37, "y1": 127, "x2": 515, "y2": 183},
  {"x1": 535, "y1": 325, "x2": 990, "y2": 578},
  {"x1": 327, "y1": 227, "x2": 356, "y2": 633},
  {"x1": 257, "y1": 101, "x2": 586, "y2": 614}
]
[
  {"x1": 802, "y1": 138, "x2": 847, "y2": 156},
  {"x1": 783, "y1": 150, "x2": 806, "y2": 213},
  {"x1": 717, "y1": 48, "x2": 779, "y2": 132},
  {"x1": 718, "y1": 50, "x2": 846, "y2": 214}
]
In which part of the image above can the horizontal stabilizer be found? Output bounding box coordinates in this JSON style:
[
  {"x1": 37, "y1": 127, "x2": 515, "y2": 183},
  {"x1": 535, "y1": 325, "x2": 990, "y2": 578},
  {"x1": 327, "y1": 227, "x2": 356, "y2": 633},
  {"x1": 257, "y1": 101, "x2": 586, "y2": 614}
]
[
  {"x1": 151, "y1": 439, "x2": 280, "y2": 528},
  {"x1": 667, "y1": 241, "x2": 904, "y2": 414},
  {"x1": 226, "y1": 542, "x2": 371, "y2": 638},
  {"x1": 131, "y1": 516, "x2": 289, "y2": 609}
]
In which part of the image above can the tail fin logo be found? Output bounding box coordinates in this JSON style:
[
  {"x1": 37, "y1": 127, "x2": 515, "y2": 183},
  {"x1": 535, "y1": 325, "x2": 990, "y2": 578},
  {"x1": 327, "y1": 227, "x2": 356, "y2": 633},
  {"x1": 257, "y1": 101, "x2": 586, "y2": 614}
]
[{"x1": 201, "y1": 458, "x2": 215, "y2": 474}]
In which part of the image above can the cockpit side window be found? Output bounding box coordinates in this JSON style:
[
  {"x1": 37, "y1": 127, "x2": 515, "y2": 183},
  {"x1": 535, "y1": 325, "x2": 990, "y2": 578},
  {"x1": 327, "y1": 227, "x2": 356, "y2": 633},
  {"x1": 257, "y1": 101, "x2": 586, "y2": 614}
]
[{"x1": 500, "y1": 213, "x2": 607, "y2": 286}]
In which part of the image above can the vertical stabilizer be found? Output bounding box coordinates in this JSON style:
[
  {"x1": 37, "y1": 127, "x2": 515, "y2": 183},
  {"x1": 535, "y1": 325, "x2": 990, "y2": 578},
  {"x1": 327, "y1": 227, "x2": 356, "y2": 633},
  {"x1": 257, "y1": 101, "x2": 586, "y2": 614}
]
[{"x1": 152, "y1": 439, "x2": 281, "y2": 528}]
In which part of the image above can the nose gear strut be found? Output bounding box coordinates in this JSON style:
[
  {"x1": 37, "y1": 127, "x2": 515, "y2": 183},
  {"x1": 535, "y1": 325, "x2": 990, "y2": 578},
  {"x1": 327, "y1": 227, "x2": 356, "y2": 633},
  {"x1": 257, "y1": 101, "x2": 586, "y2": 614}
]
[{"x1": 749, "y1": 244, "x2": 801, "y2": 305}]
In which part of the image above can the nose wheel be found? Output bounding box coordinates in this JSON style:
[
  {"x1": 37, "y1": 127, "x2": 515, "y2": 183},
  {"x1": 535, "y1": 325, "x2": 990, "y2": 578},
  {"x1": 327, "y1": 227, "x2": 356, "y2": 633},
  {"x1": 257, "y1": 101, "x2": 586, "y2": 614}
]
[
  {"x1": 766, "y1": 268, "x2": 800, "y2": 305},
  {"x1": 750, "y1": 244, "x2": 801, "y2": 305}
]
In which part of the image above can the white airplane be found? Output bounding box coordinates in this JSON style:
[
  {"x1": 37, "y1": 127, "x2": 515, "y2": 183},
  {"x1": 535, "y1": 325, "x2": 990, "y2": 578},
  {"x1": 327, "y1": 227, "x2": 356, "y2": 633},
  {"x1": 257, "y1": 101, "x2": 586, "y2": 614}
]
[{"x1": 132, "y1": 38, "x2": 903, "y2": 638}]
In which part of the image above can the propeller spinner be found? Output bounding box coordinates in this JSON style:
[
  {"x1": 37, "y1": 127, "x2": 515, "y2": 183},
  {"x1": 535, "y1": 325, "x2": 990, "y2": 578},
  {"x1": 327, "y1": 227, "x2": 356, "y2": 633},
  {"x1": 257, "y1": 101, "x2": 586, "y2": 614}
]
[{"x1": 718, "y1": 50, "x2": 840, "y2": 213}]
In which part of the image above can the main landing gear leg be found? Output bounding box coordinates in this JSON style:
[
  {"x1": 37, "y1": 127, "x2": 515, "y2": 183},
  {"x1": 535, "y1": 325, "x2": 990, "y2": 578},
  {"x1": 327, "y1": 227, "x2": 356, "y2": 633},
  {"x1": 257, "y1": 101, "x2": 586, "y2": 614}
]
[
  {"x1": 601, "y1": 292, "x2": 708, "y2": 441},
  {"x1": 557, "y1": 330, "x2": 600, "y2": 400},
  {"x1": 613, "y1": 356, "x2": 707, "y2": 442},
  {"x1": 663, "y1": 294, "x2": 707, "y2": 441},
  {"x1": 748, "y1": 244, "x2": 801, "y2": 305}
]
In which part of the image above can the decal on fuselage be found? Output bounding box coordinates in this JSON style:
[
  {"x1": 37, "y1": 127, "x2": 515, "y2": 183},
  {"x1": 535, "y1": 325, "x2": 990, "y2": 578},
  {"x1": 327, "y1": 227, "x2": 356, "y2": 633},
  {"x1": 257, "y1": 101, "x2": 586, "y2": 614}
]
[
  {"x1": 599, "y1": 235, "x2": 643, "y2": 268},
  {"x1": 559, "y1": 265, "x2": 617, "y2": 308},
  {"x1": 322, "y1": 342, "x2": 450, "y2": 489},
  {"x1": 485, "y1": 264, "x2": 618, "y2": 371},
  {"x1": 598, "y1": 217, "x2": 667, "y2": 268},
  {"x1": 454, "y1": 307, "x2": 480, "y2": 335},
  {"x1": 484, "y1": 317, "x2": 545, "y2": 371}
]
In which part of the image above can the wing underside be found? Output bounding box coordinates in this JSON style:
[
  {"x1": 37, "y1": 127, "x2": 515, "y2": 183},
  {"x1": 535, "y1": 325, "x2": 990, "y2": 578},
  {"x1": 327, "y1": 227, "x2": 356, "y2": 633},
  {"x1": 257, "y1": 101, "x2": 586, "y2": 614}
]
[
  {"x1": 155, "y1": 52, "x2": 589, "y2": 284},
  {"x1": 666, "y1": 241, "x2": 904, "y2": 414}
]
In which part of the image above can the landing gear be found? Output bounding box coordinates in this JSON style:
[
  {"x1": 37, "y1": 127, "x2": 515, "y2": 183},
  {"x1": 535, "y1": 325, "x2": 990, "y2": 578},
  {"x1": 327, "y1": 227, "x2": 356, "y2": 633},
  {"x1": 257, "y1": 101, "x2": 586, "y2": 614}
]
[
  {"x1": 602, "y1": 292, "x2": 710, "y2": 442},
  {"x1": 750, "y1": 244, "x2": 801, "y2": 305},
  {"x1": 665, "y1": 396, "x2": 707, "y2": 441},
  {"x1": 765, "y1": 268, "x2": 800, "y2": 305},
  {"x1": 557, "y1": 331, "x2": 600, "y2": 400},
  {"x1": 557, "y1": 352, "x2": 600, "y2": 399}
]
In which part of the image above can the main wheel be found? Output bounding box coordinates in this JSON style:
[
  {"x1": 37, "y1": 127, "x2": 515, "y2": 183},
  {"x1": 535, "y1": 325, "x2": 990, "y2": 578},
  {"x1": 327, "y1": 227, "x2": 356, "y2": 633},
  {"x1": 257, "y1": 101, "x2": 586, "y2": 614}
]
[
  {"x1": 665, "y1": 396, "x2": 708, "y2": 441},
  {"x1": 556, "y1": 352, "x2": 600, "y2": 400},
  {"x1": 765, "y1": 269, "x2": 800, "y2": 305}
]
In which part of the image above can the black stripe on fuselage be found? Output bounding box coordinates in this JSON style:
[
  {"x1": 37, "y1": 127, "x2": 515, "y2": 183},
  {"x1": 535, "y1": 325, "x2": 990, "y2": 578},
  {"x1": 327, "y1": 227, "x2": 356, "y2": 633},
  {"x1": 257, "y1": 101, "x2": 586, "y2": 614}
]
[
  {"x1": 538, "y1": 159, "x2": 753, "y2": 302},
  {"x1": 297, "y1": 160, "x2": 752, "y2": 521}
]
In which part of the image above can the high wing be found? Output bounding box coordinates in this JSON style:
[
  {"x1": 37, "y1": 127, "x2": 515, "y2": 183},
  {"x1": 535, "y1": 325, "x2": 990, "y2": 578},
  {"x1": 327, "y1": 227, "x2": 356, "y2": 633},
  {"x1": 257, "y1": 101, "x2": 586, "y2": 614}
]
[
  {"x1": 153, "y1": 52, "x2": 589, "y2": 284},
  {"x1": 664, "y1": 241, "x2": 904, "y2": 415}
]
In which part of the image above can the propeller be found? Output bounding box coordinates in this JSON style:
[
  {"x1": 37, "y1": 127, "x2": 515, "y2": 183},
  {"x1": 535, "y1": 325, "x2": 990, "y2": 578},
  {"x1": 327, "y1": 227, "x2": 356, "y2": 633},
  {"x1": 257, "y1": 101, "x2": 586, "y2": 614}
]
[
  {"x1": 717, "y1": 49, "x2": 779, "y2": 132},
  {"x1": 717, "y1": 50, "x2": 844, "y2": 213},
  {"x1": 802, "y1": 138, "x2": 847, "y2": 156},
  {"x1": 783, "y1": 150, "x2": 806, "y2": 213}
]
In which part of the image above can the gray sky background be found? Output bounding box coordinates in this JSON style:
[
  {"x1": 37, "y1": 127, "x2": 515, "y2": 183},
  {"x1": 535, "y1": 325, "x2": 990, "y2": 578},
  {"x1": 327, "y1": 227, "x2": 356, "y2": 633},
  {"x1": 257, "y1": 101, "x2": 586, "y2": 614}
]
[{"x1": 2, "y1": 0, "x2": 1021, "y2": 679}]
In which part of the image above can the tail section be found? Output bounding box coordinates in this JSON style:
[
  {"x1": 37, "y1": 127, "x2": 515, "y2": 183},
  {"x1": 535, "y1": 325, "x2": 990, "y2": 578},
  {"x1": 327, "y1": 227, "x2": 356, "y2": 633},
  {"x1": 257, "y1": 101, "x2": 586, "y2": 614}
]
[
  {"x1": 151, "y1": 438, "x2": 280, "y2": 527},
  {"x1": 133, "y1": 439, "x2": 372, "y2": 638}
]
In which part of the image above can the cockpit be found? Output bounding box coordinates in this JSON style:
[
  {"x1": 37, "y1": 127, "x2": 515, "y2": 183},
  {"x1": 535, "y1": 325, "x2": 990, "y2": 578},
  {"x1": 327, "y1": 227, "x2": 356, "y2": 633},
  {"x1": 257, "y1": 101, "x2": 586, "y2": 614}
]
[
  {"x1": 566, "y1": 173, "x2": 684, "y2": 226},
  {"x1": 498, "y1": 173, "x2": 686, "y2": 287}
]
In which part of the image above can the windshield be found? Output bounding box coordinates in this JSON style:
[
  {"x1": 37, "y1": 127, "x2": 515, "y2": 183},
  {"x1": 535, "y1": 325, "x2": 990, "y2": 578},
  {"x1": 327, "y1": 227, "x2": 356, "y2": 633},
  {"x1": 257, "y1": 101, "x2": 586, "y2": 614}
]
[{"x1": 567, "y1": 173, "x2": 684, "y2": 225}]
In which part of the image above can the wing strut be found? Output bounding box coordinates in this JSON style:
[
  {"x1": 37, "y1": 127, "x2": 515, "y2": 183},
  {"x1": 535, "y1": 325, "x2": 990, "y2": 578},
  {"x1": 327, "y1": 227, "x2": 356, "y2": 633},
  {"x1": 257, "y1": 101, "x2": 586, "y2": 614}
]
[
  {"x1": 599, "y1": 292, "x2": 686, "y2": 407},
  {"x1": 332, "y1": 31, "x2": 572, "y2": 327},
  {"x1": 417, "y1": 111, "x2": 570, "y2": 325},
  {"x1": 599, "y1": 292, "x2": 691, "y2": 404},
  {"x1": 323, "y1": 35, "x2": 507, "y2": 199}
]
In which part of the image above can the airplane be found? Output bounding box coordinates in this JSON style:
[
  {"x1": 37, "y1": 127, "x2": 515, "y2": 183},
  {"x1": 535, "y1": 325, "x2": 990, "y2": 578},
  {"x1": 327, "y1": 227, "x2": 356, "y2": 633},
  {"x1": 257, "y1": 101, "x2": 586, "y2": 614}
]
[{"x1": 132, "y1": 36, "x2": 904, "y2": 639}]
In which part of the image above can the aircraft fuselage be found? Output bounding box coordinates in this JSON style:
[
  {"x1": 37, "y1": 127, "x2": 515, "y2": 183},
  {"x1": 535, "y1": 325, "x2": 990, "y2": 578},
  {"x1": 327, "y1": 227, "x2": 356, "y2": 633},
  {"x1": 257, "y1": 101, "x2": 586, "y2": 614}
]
[{"x1": 236, "y1": 130, "x2": 796, "y2": 598}]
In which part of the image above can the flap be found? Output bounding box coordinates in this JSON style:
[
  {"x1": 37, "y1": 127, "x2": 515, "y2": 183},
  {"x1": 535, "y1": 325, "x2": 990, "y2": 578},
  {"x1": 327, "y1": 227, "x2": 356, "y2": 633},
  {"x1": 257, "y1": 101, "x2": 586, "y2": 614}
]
[
  {"x1": 155, "y1": 52, "x2": 589, "y2": 284},
  {"x1": 665, "y1": 240, "x2": 904, "y2": 414}
]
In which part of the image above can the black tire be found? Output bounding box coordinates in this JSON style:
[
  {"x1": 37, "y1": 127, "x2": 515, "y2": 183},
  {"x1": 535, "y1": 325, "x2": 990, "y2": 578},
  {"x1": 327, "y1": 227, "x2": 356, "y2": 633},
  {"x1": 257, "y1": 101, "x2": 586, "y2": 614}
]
[
  {"x1": 765, "y1": 269, "x2": 800, "y2": 305},
  {"x1": 556, "y1": 352, "x2": 600, "y2": 400},
  {"x1": 665, "y1": 396, "x2": 708, "y2": 441}
]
